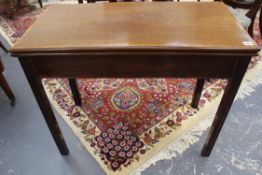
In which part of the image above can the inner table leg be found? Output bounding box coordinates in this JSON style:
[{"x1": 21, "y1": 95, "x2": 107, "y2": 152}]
[
  {"x1": 68, "y1": 78, "x2": 82, "y2": 106},
  {"x1": 38, "y1": 0, "x2": 43, "y2": 8},
  {"x1": 201, "y1": 58, "x2": 251, "y2": 156},
  {"x1": 19, "y1": 59, "x2": 69, "y2": 155},
  {"x1": 191, "y1": 78, "x2": 205, "y2": 109}
]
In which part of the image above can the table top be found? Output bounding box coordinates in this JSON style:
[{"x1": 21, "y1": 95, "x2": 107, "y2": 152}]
[{"x1": 11, "y1": 2, "x2": 260, "y2": 56}]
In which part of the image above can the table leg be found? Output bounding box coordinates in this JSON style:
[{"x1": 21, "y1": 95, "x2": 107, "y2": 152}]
[
  {"x1": 191, "y1": 78, "x2": 205, "y2": 109},
  {"x1": 259, "y1": 10, "x2": 262, "y2": 37},
  {"x1": 68, "y1": 78, "x2": 82, "y2": 106},
  {"x1": 19, "y1": 59, "x2": 69, "y2": 155},
  {"x1": 0, "y1": 59, "x2": 15, "y2": 105},
  {"x1": 78, "y1": 0, "x2": 84, "y2": 3},
  {"x1": 38, "y1": 0, "x2": 43, "y2": 8},
  {"x1": 0, "y1": 72, "x2": 15, "y2": 105},
  {"x1": 0, "y1": 42, "x2": 8, "y2": 52},
  {"x1": 201, "y1": 58, "x2": 251, "y2": 156},
  {"x1": 17, "y1": 0, "x2": 21, "y2": 7}
]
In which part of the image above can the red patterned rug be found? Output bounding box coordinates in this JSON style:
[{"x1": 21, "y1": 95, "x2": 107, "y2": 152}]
[
  {"x1": 0, "y1": 8, "x2": 42, "y2": 44},
  {"x1": 1, "y1": 4, "x2": 262, "y2": 175}
]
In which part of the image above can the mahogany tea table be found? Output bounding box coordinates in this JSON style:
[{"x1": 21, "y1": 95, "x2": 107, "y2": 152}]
[{"x1": 10, "y1": 2, "x2": 260, "y2": 157}]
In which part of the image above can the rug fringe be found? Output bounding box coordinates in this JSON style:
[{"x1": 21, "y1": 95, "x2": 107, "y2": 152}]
[
  {"x1": 129, "y1": 59, "x2": 262, "y2": 175},
  {"x1": 237, "y1": 58, "x2": 262, "y2": 100},
  {"x1": 129, "y1": 113, "x2": 215, "y2": 175}
]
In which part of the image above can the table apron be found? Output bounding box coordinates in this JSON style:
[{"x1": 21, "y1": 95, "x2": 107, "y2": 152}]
[{"x1": 21, "y1": 55, "x2": 247, "y2": 78}]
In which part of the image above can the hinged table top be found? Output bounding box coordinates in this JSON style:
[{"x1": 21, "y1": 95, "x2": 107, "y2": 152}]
[{"x1": 11, "y1": 2, "x2": 260, "y2": 55}]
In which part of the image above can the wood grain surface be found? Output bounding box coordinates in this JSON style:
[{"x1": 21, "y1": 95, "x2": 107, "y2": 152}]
[{"x1": 11, "y1": 2, "x2": 259, "y2": 55}]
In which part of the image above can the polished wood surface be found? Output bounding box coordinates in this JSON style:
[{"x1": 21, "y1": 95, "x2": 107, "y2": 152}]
[
  {"x1": 201, "y1": 57, "x2": 251, "y2": 156},
  {"x1": 191, "y1": 78, "x2": 205, "y2": 108},
  {"x1": 19, "y1": 59, "x2": 69, "y2": 155},
  {"x1": 10, "y1": 2, "x2": 260, "y2": 159},
  {"x1": 68, "y1": 78, "x2": 82, "y2": 106},
  {"x1": 11, "y1": 2, "x2": 259, "y2": 55}
]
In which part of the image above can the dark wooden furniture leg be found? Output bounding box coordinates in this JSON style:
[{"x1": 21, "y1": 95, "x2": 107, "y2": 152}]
[
  {"x1": 0, "y1": 73, "x2": 16, "y2": 105},
  {"x1": 201, "y1": 57, "x2": 251, "y2": 156},
  {"x1": 0, "y1": 42, "x2": 8, "y2": 52},
  {"x1": 19, "y1": 58, "x2": 69, "y2": 155},
  {"x1": 0, "y1": 43, "x2": 15, "y2": 105},
  {"x1": 17, "y1": 0, "x2": 42, "y2": 8},
  {"x1": 259, "y1": 10, "x2": 262, "y2": 37},
  {"x1": 0, "y1": 60, "x2": 15, "y2": 105},
  {"x1": 38, "y1": 0, "x2": 43, "y2": 8},
  {"x1": 78, "y1": 0, "x2": 84, "y2": 3},
  {"x1": 68, "y1": 78, "x2": 82, "y2": 106},
  {"x1": 17, "y1": 0, "x2": 21, "y2": 7},
  {"x1": 191, "y1": 78, "x2": 205, "y2": 109}
]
